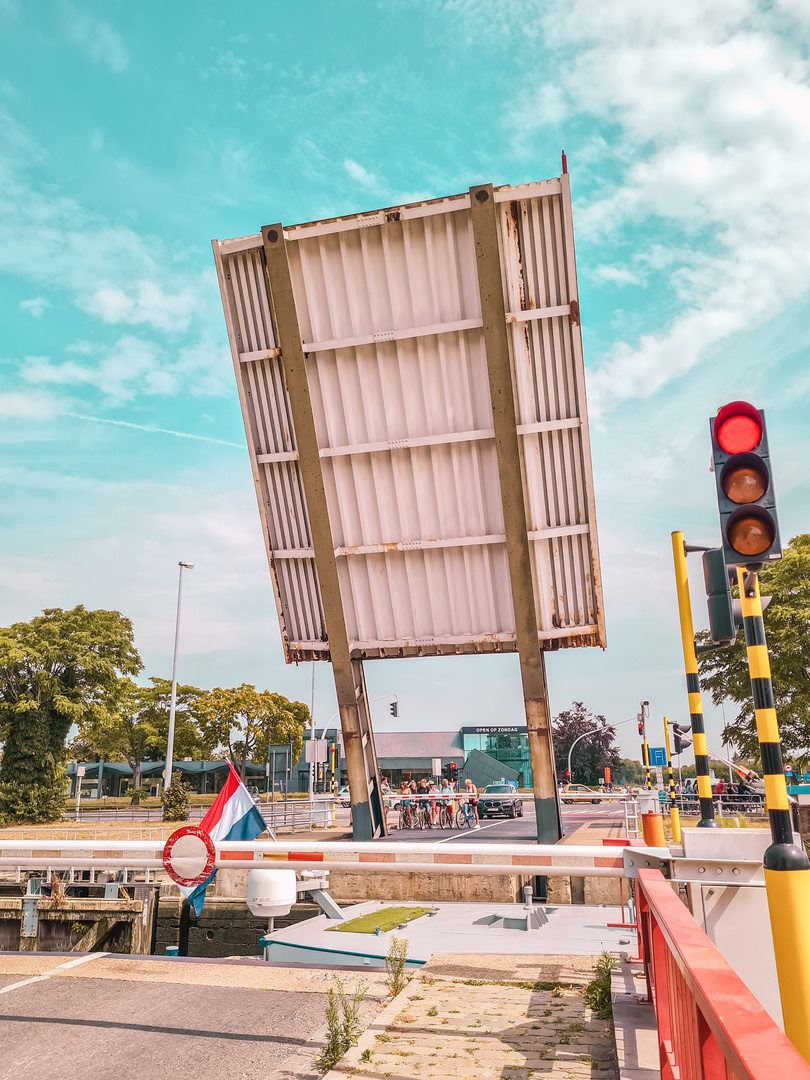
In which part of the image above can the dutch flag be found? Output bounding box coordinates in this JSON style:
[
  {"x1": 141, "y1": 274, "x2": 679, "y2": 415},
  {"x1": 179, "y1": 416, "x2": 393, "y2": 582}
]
[{"x1": 180, "y1": 761, "x2": 267, "y2": 915}]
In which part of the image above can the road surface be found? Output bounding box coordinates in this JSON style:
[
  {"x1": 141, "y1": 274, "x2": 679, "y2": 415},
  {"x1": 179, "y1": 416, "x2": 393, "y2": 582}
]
[{"x1": 379, "y1": 798, "x2": 627, "y2": 843}]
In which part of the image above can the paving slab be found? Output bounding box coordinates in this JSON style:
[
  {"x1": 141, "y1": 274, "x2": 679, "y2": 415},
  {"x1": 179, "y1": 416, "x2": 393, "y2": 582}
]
[
  {"x1": 611, "y1": 956, "x2": 659, "y2": 1080},
  {"x1": 327, "y1": 974, "x2": 618, "y2": 1080}
]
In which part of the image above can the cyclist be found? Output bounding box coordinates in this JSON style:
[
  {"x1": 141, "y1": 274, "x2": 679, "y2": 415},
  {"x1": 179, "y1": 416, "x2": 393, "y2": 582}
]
[
  {"x1": 464, "y1": 778, "x2": 480, "y2": 827},
  {"x1": 427, "y1": 778, "x2": 439, "y2": 825},
  {"x1": 438, "y1": 776, "x2": 454, "y2": 826},
  {"x1": 397, "y1": 780, "x2": 412, "y2": 828}
]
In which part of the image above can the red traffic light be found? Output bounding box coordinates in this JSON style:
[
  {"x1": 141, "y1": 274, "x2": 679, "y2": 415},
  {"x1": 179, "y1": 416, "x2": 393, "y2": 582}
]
[
  {"x1": 449, "y1": 762, "x2": 456, "y2": 771},
  {"x1": 714, "y1": 401, "x2": 763, "y2": 454},
  {"x1": 637, "y1": 721, "x2": 643, "y2": 735}
]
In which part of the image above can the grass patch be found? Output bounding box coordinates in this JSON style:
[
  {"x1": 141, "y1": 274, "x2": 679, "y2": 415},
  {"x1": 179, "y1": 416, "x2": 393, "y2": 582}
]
[
  {"x1": 328, "y1": 906, "x2": 436, "y2": 934},
  {"x1": 316, "y1": 976, "x2": 367, "y2": 1073},
  {"x1": 515, "y1": 979, "x2": 562, "y2": 992},
  {"x1": 584, "y1": 952, "x2": 616, "y2": 1020},
  {"x1": 386, "y1": 935, "x2": 410, "y2": 997}
]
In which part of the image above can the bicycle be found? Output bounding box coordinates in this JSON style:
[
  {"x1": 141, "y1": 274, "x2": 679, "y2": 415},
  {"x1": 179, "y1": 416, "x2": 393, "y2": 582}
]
[
  {"x1": 437, "y1": 801, "x2": 453, "y2": 829},
  {"x1": 416, "y1": 800, "x2": 433, "y2": 830},
  {"x1": 455, "y1": 799, "x2": 476, "y2": 829},
  {"x1": 398, "y1": 803, "x2": 414, "y2": 830}
]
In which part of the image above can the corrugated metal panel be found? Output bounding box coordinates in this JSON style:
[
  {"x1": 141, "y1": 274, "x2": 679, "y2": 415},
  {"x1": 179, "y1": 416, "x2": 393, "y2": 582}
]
[{"x1": 213, "y1": 178, "x2": 605, "y2": 663}]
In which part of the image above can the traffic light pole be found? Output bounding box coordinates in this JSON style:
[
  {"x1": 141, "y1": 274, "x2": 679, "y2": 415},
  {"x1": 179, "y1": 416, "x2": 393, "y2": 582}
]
[
  {"x1": 671, "y1": 532, "x2": 718, "y2": 828},
  {"x1": 738, "y1": 567, "x2": 810, "y2": 1061},
  {"x1": 640, "y1": 721, "x2": 652, "y2": 791},
  {"x1": 662, "y1": 716, "x2": 681, "y2": 843}
]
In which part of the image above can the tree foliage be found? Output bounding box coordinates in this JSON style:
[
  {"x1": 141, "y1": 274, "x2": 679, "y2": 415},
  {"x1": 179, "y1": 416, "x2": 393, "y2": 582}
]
[
  {"x1": 77, "y1": 676, "x2": 209, "y2": 787},
  {"x1": 195, "y1": 683, "x2": 309, "y2": 780},
  {"x1": 0, "y1": 606, "x2": 142, "y2": 824},
  {"x1": 697, "y1": 534, "x2": 810, "y2": 766},
  {"x1": 552, "y1": 701, "x2": 621, "y2": 785}
]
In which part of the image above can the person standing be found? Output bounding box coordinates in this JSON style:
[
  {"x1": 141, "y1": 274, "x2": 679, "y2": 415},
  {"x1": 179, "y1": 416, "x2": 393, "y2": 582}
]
[{"x1": 381, "y1": 776, "x2": 390, "y2": 830}]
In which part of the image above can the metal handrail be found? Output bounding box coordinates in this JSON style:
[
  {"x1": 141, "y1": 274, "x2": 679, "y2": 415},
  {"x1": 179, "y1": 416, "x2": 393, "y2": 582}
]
[{"x1": 636, "y1": 868, "x2": 810, "y2": 1078}]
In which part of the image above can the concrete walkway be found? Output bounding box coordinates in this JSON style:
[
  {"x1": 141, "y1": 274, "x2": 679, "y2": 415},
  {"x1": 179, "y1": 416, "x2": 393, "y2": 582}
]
[{"x1": 329, "y1": 970, "x2": 618, "y2": 1080}]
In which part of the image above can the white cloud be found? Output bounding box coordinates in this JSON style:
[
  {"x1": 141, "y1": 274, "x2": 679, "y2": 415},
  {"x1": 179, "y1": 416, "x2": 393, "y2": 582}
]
[
  {"x1": 520, "y1": 1, "x2": 810, "y2": 414},
  {"x1": 592, "y1": 265, "x2": 644, "y2": 288},
  {"x1": 19, "y1": 296, "x2": 52, "y2": 318},
  {"x1": 64, "y1": 4, "x2": 129, "y2": 73},
  {"x1": 343, "y1": 158, "x2": 383, "y2": 193},
  {"x1": 81, "y1": 281, "x2": 198, "y2": 334},
  {"x1": 204, "y1": 48, "x2": 246, "y2": 80},
  {"x1": 0, "y1": 390, "x2": 57, "y2": 420},
  {"x1": 20, "y1": 333, "x2": 231, "y2": 404}
]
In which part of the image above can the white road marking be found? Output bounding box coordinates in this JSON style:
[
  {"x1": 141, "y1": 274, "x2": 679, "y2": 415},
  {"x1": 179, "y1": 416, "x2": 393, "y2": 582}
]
[
  {"x1": 433, "y1": 821, "x2": 503, "y2": 843},
  {"x1": 0, "y1": 952, "x2": 106, "y2": 995}
]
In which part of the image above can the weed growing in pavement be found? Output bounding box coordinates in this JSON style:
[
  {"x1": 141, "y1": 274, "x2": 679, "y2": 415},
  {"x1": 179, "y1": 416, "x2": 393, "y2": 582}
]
[
  {"x1": 584, "y1": 952, "x2": 616, "y2": 1020},
  {"x1": 551, "y1": 986, "x2": 564, "y2": 998},
  {"x1": 515, "y1": 980, "x2": 562, "y2": 992},
  {"x1": 385, "y1": 935, "x2": 410, "y2": 997},
  {"x1": 427, "y1": 1006, "x2": 438, "y2": 1016},
  {"x1": 360, "y1": 1049, "x2": 372, "y2": 1062},
  {"x1": 316, "y1": 975, "x2": 368, "y2": 1073}
]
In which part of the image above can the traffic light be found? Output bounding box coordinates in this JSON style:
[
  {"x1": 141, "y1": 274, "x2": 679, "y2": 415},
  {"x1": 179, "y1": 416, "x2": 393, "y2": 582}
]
[
  {"x1": 671, "y1": 722, "x2": 692, "y2": 755},
  {"x1": 389, "y1": 701, "x2": 399, "y2": 717},
  {"x1": 702, "y1": 548, "x2": 739, "y2": 646},
  {"x1": 565, "y1": 769, "x2": 571, "y2": 781},
  {"x1": 637, "y1": 720, "x2": 643, "y2": 736},
  {"x1": 710, "y1": 401, "x2": 781, "y2": 566}
]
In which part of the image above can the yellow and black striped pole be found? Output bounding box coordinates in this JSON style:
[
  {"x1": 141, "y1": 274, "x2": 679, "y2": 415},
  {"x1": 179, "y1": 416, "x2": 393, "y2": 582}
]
[
  {"x1": 662, "y1": 716, "x2": 681, "y2": 843},
  {"x1": 738, "y1": 567, "x2": 810, "y2": 1060},
  {"x1": 642, "y1": 731, "x2": 652, "y2": 791},
  {"x1": 671, "y1": 532, "x2": 718, "y2": 828}
]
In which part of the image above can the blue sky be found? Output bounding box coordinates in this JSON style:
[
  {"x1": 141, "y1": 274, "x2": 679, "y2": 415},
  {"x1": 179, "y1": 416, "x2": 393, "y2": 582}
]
[{"x1": 2, "y1": 0, "x2": 810, "y2": 762}]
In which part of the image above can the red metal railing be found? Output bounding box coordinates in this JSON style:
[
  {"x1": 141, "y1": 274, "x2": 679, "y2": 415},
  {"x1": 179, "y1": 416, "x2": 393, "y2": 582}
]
[{"x1": 635, "y1": 868, "x2": 810, "y2": 1079}]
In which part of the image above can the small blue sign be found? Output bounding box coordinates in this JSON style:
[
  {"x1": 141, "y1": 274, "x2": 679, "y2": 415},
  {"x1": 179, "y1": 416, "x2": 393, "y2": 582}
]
[{"x1": 648, "y1": 747, "x2": 667, "y2": 767}]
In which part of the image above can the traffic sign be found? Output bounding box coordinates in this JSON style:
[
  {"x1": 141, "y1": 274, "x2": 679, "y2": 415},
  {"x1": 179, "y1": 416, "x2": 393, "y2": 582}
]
[
  {"x1": 163, "y1": 826, "x2": 216, "y2": 887},
  {"x1": 648, "y1": 747, "x2": 667, "y2": 767}
]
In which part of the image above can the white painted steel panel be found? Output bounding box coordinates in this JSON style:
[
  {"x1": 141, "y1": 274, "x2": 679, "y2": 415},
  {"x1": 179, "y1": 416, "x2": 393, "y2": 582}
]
[{"x1": 213, "y1": 178, "x2": 604, "y2": 663}]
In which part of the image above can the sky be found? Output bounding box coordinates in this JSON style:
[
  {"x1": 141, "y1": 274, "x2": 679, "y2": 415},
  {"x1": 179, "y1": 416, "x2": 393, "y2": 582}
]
[{"x1": 2, "y1": 0, "x2": 810, "y2": 763}]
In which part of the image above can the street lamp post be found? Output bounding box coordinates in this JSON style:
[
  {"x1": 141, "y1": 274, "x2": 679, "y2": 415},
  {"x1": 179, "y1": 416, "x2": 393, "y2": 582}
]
[
  {"x1": 567, "y1": 726, "x2": 607, "y2": 783},
  {"x1": 165, "y1": 561, "x2": 195, "y2": 792}
]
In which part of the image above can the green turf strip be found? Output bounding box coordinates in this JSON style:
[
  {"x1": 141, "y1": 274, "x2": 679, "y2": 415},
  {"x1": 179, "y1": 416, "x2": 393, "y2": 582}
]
[{"x1": 327, "y1": 906, "x2": 436, "y2": 933}]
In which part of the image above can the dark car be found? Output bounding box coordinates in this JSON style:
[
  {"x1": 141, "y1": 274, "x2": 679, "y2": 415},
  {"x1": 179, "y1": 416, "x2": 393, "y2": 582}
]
[{"x1": 478, "y1": 784, "x2": 524, "y2": 819}]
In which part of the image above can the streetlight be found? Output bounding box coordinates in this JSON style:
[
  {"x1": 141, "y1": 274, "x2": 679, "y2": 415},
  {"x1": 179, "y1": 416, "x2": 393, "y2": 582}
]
[
  {"x1": 567, "y1": 722, "x2": 609, "y2": 783},
  {"x1": 165, "y1": 561, "x2": 195, "y2": 792}
]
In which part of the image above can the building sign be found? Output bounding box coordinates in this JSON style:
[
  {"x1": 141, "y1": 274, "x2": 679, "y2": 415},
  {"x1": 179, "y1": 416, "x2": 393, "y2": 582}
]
[{"x1": 461, "y1": 726, "x2": 524, "y2": 735}]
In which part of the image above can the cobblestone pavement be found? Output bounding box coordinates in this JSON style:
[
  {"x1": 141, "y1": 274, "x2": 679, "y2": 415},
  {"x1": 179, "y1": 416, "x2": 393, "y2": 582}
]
[{"x1": 334, "y1": 975, "x2": 618, "y2": 1080}]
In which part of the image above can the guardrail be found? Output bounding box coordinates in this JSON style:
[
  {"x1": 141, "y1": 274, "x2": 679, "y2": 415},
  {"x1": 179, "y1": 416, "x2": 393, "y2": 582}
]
[
  {"x1": 0, "y1": 838, "x2": 625, "y2": 883},
  {"x1": 635, "y1": 867, "x2": 810, "y2": 1078}
]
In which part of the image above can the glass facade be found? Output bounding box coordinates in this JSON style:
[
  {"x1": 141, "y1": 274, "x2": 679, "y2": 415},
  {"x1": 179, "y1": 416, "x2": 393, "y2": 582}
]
[{"x1": 461, "y1": 727, "x2": 531, "y2": 787}]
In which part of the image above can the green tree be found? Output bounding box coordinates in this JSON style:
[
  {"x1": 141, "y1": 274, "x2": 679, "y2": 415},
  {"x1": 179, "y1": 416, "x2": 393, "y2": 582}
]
[
  {"x1": 697, "y1": 534, "x2": 810, "y2": 765},
  {"x1": 0, "y1": 606, "x2": 142, "y2": 824},
  {"x1": 615, "y1": 758, "x2": 644, "y2": 785},
  {"x1": 552, "y1": 701, "x2": 621, "y2": 785},
  {"x1": 78, "y1": 676, "x2": 209, "y2": 789},
  {"x1": 195, "y1": 683, "x2": 309, "y2": 781}
]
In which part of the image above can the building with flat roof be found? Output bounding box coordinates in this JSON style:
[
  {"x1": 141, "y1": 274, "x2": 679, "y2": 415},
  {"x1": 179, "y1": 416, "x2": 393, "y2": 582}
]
[{"x1": 66, "y1": 725, "x2": 533, "y2": 798}]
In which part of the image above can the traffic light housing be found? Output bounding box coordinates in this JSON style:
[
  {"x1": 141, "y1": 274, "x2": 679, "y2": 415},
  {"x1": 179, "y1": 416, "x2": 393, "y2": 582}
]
[
  {"x1": 702, "y1": 548, "x2": 739, "y2": 646},
  {"x1": 710, "y1": 401, "x2": 781, "y2": 567},
  {"x1": 389, "y1": 701, "x2": 399, "y2": 717},
  {"x1": 671, "y1": 722, "x2": 692, "y2": 755},
  {"x1": 565, "y1": 769, "x2": 571, "y2": 781},
  {"x1": 637, "y1": 721, "x2": 643, "y2": 736}
]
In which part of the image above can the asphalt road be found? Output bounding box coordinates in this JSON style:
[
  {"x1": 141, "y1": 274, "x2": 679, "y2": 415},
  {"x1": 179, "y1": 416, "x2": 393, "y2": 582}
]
[
  {"x1": 379, "y1": 799, "x2": 627, "y2": 843},
  {"x1": 0, "y1": 971, "x2": 330, "y2": 1080}
]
